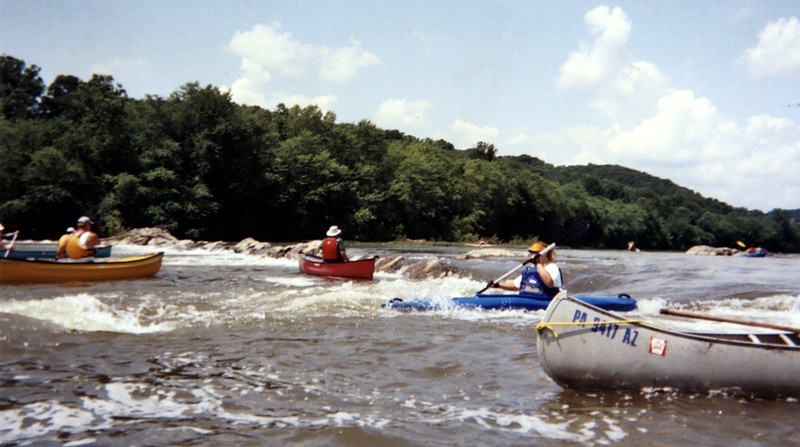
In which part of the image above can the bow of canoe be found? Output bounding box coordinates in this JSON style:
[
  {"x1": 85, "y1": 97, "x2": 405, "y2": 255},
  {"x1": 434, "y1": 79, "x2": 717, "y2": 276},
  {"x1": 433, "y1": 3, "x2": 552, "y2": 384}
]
[{"x1": 0, "y1": 252, "x2": 164, "y2": 283}]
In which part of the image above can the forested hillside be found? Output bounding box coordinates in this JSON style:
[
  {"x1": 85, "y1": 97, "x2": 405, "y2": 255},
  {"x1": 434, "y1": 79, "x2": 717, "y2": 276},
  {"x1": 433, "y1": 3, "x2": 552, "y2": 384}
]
[{"x1": 2, "y1": 55, "x2": 798, "y2": 251}]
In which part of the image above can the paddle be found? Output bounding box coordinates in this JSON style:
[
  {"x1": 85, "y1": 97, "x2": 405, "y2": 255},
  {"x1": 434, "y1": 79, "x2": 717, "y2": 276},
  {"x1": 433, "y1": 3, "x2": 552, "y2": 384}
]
[
  {"x1": 3, "y1": 231, "x2": 19, "y2": 258},
  {"x1": 660, "y1": 308, "x2": 800, "y2": 334},
  {"x1": 736, "y1": 240, "x2": 747, "y2": 248},
  {"x1": 476, "y1": 220, "x2": 590, "y2": 294}
]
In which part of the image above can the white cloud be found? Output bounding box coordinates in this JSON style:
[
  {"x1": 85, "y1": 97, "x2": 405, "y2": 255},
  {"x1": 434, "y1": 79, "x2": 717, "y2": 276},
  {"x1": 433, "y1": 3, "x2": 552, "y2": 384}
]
[
  {"x1": 677, "y1": 115, "x2": 800, "y2": 209},
  {"x1": 229, "y1": 22, "x2": 312, "y2": 78},
  {"x1": 222, "y1": 58, "x2": 272, "y2": 106},
  {"x1": 226, "y1": 22, "x2": 379, "y2": 107},
  {"x1": 546, "y1": 6, "x2": 800, "y2": 210},
  {"x1": 557, "y1": 6, "x2": 631, "y2": 90},
  {"x1": 451, "y1": 119, "x2": 498, "y2": 145},
  {"x1": 739, "y1": 16, "x2": 800, "y2": 78},
  {"x1": 607, "y1": 90, "x2": 726, "y2": 165},
  {"x1": 225, "y1": 77, "x2": 266, "y2": 106},
  {"x1": 588, "y1": 61, "x2": 671, "y2": 126},
  {"x1": 374, "y1": 98, "x2": 432, "y2": 130},
  {"x1": 319, "y1": 39, "x2": 380, "y2": 83},
  {"x1": 271, "y1": 93, "x2": 338, "y2": 112}
]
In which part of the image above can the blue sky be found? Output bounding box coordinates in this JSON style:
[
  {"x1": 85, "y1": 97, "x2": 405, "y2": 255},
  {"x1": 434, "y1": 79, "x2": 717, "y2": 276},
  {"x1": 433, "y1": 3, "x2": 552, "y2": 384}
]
[{"x1": 2, "y1": 1, "x2": 799, "y2": 211}]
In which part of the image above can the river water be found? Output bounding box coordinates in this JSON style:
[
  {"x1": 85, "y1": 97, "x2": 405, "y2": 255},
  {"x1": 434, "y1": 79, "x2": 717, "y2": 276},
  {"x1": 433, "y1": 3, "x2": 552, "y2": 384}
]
[{"x1": 1, "y1": 244, "x2": 799, "y2": 446}]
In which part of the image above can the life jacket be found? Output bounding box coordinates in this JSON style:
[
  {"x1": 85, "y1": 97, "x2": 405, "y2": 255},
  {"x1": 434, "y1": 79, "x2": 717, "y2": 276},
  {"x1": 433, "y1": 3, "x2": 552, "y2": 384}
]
[
  {"x1": 57, "y1": 234, "x2": 71, "y2": 254},
  {"x1": 321, "y1": 237, "x2": 342, "y2": 262},
  {"x1": 519, "y1": 265, "x2": 562, "y2": 297},
  {"x1": 65, "y1": 232, "x2": 96, "y2": 260}
]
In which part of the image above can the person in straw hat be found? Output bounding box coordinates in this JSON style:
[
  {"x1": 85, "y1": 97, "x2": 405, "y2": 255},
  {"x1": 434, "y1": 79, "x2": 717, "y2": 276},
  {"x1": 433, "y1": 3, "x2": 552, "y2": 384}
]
[
  {"x1": 320, "y1": 225, "x2": 349, "y2": 262},
  {"x1": 491, "y1": 241, "x2": 562, "y2": 297}
]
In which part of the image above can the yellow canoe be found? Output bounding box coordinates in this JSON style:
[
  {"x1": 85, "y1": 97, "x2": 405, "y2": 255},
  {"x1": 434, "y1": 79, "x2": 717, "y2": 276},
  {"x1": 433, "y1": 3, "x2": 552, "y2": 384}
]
[{"x1": 0, "y1": 252, "x2": 164, "y2": 283}]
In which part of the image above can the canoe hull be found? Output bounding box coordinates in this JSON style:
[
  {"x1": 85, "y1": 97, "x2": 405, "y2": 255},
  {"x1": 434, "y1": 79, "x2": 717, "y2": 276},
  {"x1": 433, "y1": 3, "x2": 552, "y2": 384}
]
[
  {"x1": 383, "y1": 293, "x2": 637, "y2": 312},
  {"x1": 5, "y1": 244, "x2": 112, "y2": 260},
  {"x1": 537, "y1": 294, "x2": 800, "y2": 397},
  {"x1": 298, "y1": 254, "x2": 375, "y2": 280},
  {"x1": 0, "y1": 253, "x2": 164, "y2": 283}
]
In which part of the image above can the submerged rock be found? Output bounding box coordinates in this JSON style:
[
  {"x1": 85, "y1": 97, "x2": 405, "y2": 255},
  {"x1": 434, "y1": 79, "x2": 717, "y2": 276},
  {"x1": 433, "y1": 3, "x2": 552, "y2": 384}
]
[
  {"x1": 402, "y1": 259, "x2": 455, "y2": 280},
  {"x1": 233, "y1": 237, "x2": 272, "y2": 255},
  {"x1": 456, "y1": 248, "x2": 521, "y2": 260},
  {"x1": 266, "y1": 240, "x2": 321, "y2": 259},
  {"x1": 375, "y1": 256, "x2": 405, "y2": 273},
  {"x1": 685, "y1": 245, "x2": 737, "y2": 256},
  {"x1": 105, "y1": 227, "x2": 182, "y2": 247}
]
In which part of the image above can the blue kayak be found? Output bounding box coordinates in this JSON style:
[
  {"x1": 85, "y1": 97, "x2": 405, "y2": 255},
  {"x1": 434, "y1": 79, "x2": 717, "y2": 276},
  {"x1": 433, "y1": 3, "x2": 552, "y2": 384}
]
[
  {"x1": 742, "y1": 249, "x2": 767, "y2": 258},
  {"x1": 382, "y1": 293, "x2": 637, "y2": 312}
]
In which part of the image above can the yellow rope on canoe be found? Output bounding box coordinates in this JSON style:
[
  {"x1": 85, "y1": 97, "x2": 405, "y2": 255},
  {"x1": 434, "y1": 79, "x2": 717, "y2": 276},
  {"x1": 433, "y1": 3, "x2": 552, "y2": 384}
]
[{"x1": 536, "y1": 320, "x2": 664, "y2": 338}]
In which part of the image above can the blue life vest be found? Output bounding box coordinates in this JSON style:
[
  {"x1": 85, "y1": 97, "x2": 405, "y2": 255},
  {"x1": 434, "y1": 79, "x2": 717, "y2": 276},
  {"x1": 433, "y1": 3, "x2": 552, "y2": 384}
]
[{"x1": 519, "y1": 265, "x2": 562, "y2": 298}]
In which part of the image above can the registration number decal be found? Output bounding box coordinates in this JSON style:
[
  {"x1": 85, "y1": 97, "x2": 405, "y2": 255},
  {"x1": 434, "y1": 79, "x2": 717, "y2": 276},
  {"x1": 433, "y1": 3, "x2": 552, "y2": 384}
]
[{"x1": 572, "y1": 310, "x2": 639, "y2": 347}]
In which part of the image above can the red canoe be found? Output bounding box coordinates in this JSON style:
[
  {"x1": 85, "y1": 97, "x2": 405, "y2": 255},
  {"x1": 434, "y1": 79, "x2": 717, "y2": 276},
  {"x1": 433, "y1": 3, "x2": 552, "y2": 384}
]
[{"x1": 298, "y1": 254, "x2": 376, "y2": 280}]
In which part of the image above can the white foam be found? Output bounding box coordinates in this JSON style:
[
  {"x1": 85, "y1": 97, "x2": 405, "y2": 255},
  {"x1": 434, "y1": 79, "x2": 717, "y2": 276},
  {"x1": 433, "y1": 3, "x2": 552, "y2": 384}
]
[
  {"x1": 655, "y1": 293, "x2": 800, "y2": 332},
  {"x1": 0, "y1": 294, "x2": 175, "y2": 333},
  {"x1": 0, "y1": 401, "x2": 97, "y2": 444},
  {"x1": 457, "y1": 406, "x2": 594, "y2": 441}
]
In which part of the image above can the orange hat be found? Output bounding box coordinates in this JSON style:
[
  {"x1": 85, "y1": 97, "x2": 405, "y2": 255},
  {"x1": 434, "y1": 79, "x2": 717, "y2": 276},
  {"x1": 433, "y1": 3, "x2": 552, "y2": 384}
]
[{"x1": 528, "y1": 242, "x2": 548, "y2": 253}]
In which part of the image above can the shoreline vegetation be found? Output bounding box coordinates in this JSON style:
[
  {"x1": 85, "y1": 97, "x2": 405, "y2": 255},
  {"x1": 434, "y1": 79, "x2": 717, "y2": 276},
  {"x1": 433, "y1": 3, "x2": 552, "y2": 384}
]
[{"x1": 2, "y1": 55, "x2": 798, "y2": 253}]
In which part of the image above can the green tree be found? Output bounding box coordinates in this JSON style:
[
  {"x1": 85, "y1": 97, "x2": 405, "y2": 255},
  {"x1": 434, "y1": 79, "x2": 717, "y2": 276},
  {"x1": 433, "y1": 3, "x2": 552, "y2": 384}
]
[
  {"x1": 265, "y1": 131, "x2": 356, "y2": 239},
  {"x1": 385, "y1": 140, "x2": 460, "y2": 240},
  {"x1": 0, "y1": 55, "x2": 45, "y2": 119}
]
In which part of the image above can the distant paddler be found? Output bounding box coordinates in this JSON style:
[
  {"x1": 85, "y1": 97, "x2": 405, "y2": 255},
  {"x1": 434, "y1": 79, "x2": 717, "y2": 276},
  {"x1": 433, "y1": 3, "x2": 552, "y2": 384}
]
[{"x1": 1, "y1": 223, "x2": 20, "y2": 257}]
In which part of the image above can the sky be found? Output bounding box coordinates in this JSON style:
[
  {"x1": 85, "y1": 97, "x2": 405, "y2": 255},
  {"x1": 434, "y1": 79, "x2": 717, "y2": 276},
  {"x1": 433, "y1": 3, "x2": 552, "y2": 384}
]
[{"x1": 2, "y1": 1, "x2": 799, "y2": 211}]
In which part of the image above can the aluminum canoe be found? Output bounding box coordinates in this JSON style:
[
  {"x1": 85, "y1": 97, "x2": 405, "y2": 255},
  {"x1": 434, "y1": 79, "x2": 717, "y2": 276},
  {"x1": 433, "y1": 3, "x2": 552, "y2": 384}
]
[
  {"x1": 536, "y1": 293, "x2": 800, "y2": 397},
  {"x1": 0, "y1": 252, "x2": 164, "y2": 283}
]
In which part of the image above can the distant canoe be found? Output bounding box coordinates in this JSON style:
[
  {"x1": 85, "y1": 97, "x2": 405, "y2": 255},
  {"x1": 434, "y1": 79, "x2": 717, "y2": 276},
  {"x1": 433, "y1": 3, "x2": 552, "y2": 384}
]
[
  {"x1": 298, "y1": 254, "x2": 376, "y2": 280},
  {"x1": 0, "y1": 253, "x2": 163, "y2": 284},
  {"x1": 5, "y1": 241, "x2": 112, "y2": 260},
  {"x1": 536, "y1": 293, "x2": 800, "y2": 397}
]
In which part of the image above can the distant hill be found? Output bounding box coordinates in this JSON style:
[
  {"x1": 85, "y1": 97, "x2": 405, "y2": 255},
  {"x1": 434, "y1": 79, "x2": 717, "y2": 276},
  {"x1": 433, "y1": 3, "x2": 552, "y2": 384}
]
[
  {"x1": 770, "y1": 208, "x2": 800, "y2": 220},
  {"x1": 554, "y1": 163, "x2": 735, "y2": 214}
]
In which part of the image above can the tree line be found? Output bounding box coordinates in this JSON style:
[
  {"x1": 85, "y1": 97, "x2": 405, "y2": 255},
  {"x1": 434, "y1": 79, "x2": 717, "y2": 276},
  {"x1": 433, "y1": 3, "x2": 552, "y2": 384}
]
[{"x1": 2, "y1": 55, "x2": 798, "y2": 252}]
